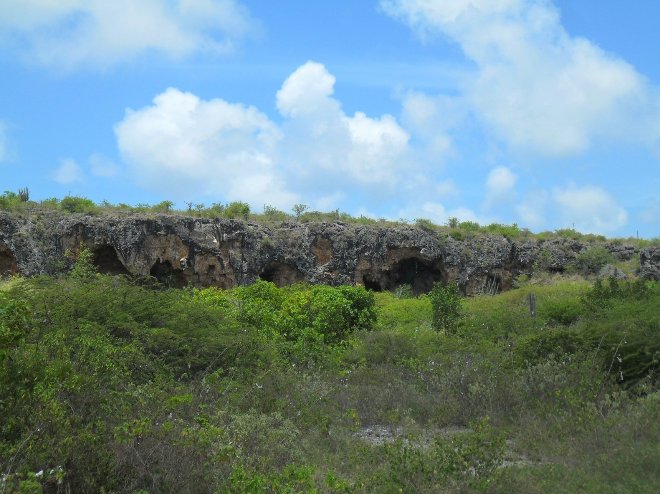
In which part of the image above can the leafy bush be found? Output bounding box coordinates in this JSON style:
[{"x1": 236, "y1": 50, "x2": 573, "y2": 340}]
[
  {"x1": 414, "y1": 218, "x2": 435, "y2": 231},
  {"x1": 276, "y1": 284, "x2": 375, "y2": 344},
  {"x1": 59, "y1": 195, "x2": 97, "y2": 214},
  {"x1": 428, "y1": 282, "x2": 462, "y2": 334},
  {"x1": 383, "y1": 418, "x2": 505, "y2": 491},
  {"x1": 539, "y1": 298, "x2": 583, "y2": 326},
  {"x1": 483, "y1": 222, "x2": 523, "y2": 239},
  {"x1": 225, "y1": 201, "x2": 251, "y2": 219},
  {"x1": 0, "y1": 191, "x2": 23, "y2": 210},
  {"x1": 574, "y1": 246, "x2": 615, "y2": 275},
  {"x1": 515, "y1": 329, "x2": 586, "y2": 365}
]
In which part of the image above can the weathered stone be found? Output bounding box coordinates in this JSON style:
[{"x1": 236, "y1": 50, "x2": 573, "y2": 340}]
[
  {"x1": 639, "y1": 247, "x2": 660, "y2": 281},
  {"x1": 0, "y1": 210, "x2": 654, "y2": 295},
  {"x1": 598, "y1": 264, "x2": 627, "y2": 280}
]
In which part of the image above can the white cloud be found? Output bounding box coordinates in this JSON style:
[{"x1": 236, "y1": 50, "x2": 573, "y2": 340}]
[
  {"x1": 53, "y1": 158, "x2": 84, "y2": 184},
  {"x1": 382, "y1": 0, "x2": 656, "y2": 155},
  {"x1": 401, "y1": 91, "x2": 462, "y2": 156},
  {"x1": 0, "y1": 0, "x2": 258, "y2": 69},
  {"x1": 115, "y1": 87, "x2": 296, "y2": 208},
  {"x1": 485, "y1": 166, "x2": 517, "y2": 206},
  {"x1": 114, "y1": 62, "x2": 468, "y2": 214},
  {"x1": 276, "y1": 61, "x2": 339, "y2": 119},
  {"x1": 398, "y1": 201, "x2": 479, "y2": 225},
  {"x1": 277, "y1": 61, "x2": 412, "y2": 187},
  {"x1": 553, "y1": 183, "x2": 628, "y2": 234}
]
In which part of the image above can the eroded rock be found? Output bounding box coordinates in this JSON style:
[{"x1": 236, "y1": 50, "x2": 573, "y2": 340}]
[{"x1": 0, "y1": 210, "x2": 655, "y2": 294}]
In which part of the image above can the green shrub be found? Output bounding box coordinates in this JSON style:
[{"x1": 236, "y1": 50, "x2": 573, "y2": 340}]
[
  {"x1": 414, "y1": 218, "x2": 436, "y2": 231},
  {"x1": 428, "y1": 282, "x2": 462, "y2": 334},
  {"x1": 483, "y1": 222, "x2": 522, "y2": 239},
  {"x1": 0, "y1": 191, "x2": 23, "y2": 210},
  {"x1": 515, "y1": 329, "x2": 586, "y2": 365},
  {"x1": 59, "y1": 195, "x2": 97, "y2": 214},
  {"x1": 449, "y1": 229, "x2": 465, "y2": 241},
  {"x1": 555, "y1": 228, "x2": 583, "y2": 240},
  {"x1": 574, "y1": 246, "x2": 615, "y2": 275},
  {"x1": 276, "y1": 285, "x2": 375, "y2": 344},
  {"x1": 225, "y1": 201, "x2": 250, "y2": 219},
  {"x1": 539, "y1": 298, "x2": 583, "y2": 326},
  {"x1": 458, "y1": 220, "x2": 480, "y2": 231}
]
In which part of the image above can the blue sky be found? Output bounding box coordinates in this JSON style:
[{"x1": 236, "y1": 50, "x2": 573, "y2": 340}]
[{"x1": 0, "y1": 0, "x2": 658, "y2": 237}]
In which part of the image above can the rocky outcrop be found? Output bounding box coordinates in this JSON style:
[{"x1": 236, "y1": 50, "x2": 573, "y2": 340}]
[
  {"x1": 0, "y1": 210, "x2": 656, "y2": 295},
  {"x1": 639, "y1": 247, "x2": 660, "y2": 281}
]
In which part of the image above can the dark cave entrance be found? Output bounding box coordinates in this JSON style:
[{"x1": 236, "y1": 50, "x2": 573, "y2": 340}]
[
  {"x1": 259, "y1": 262, "x2": 304, "y2": 286},
  {"x1": 150, "y1": 259, "x2": 186, "y2": 288},
  {"x1": 93, "y1": 245, "x2": 130, "y2": 275},
  {"x1": 0, "y1": 243, "x2": 18, "y2": 277},
  {"x1": 362, "y1": 257, "x2": 445, "y2": 295},
  {"x1": 482, "y1": 274, "x2": 502, "y2": 295}
]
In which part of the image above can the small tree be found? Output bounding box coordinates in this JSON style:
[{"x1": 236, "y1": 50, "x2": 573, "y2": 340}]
[
  {"x1": 428, "y1": 282, "x2": 462, "y2": 334},
  {"x1": 225, "y1": 201, "x2": 250, "y2": 220},
  {"x1": 69, "y1": 248, "x2": 97, "y2": 280},
  {"x1": 292, "y1": 203, "x2": 308, "y2": 221}
]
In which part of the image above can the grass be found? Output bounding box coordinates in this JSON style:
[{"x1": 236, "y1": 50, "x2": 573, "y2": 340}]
[{"x1": 0, "y1": 263, "x2": 658, "y2": 492}]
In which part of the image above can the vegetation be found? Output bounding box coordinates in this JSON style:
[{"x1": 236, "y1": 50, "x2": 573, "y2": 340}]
[
  {"x1": 2, "y1": 190, "x2": 658, "y2": 247},
  {"x1": 0, "y1": 248, "x2": 658, "y2": 493}
]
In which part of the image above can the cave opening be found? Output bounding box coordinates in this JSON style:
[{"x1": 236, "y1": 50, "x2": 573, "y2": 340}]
[
  {"x1": 362, "y1": 276, "x2": 383, "y2": 292},
  {"x1": 0, "y1": 243, "x2": 18, "y2": 277},
  {"x1": 93, "y1": 245, "x2": 130, "y2": 276},
  {"x1": 259, "y1": 262, "x2": 304, "y2": 286},
  {"x1": 150, "y1": 260, "x2": 186, "y2": 288},
  {"x1": 482, "y1": 274, "x2": 502, "y2": 295},
  {"x1": 362, "y1": 257, "x2": 445, "y2": 295}
]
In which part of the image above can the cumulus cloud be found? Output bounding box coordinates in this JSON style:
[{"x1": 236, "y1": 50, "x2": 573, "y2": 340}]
[
  {"x1": 553, "y1": 183, "x2": 628, "y2": 233},
  {"x1": 0, "y1": 0, "x2": 258, "y2": 69},
  {"x1": 401, "y1": 91, "x2": 463, "y2": 156},
  {"x1": 114, "y1": 61, "x2": 437, "y2": 211},
  {"x1": 484, "y1": 166, "x2": 517, "y2": 206},
  {"x1": 114, "y1": 62, "x2": 425, "y2": 209},
  {"x1": 53, "y1": 158, "x2": 84, "y2": 184},
  {"x1": 115, "y1": 87, "x2": 296, "y2": 208},
  {"x1": 382, "y1": 0, "x2": 657, "y2": 155},
  {"x1": 277, "y1": 61, "x2": 411, "y2": 188}
]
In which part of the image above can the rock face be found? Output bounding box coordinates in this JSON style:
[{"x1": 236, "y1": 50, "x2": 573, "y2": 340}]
[
  {"x1": 639, "y1": 247, "x2": 660, "y2": 281},
  {"x1": 0, "y1": 210, "x2": 656, "y2": 295}
]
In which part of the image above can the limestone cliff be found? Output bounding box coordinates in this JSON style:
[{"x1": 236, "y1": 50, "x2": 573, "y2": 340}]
[{"x1": 0, "y1": 210, "x2": 657, "y2": 294}]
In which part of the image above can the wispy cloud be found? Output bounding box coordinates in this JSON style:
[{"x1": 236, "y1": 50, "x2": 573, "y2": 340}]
[
  {"x1": 53, "y1": 158, "x2": 84, "y2": 184},
  {"x1": 0, "y1": 0, "x2": 259, "y2": 70},
  {"x1": 381, "y1": 0, "x2": 659, "y2": 156},
  {"x1": 553, "y1": 183, "x2": 628, "y2": 233}
]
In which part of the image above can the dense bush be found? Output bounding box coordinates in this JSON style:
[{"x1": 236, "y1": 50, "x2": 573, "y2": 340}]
[
  {"x1": 59, "y1": 195, "x2": 98, "y2": 214},
  {"x1": 574, "y1": 246, "x2": 615, "y2": 275},
  {"x1": 428, "y1": 282, "x2": 462, "y2": 334},
  {"x1": 0, "y1": 265, "x2": 657, "y2": 492}
]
